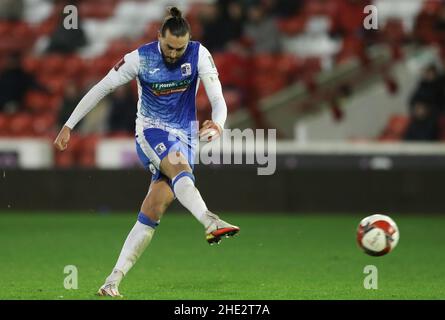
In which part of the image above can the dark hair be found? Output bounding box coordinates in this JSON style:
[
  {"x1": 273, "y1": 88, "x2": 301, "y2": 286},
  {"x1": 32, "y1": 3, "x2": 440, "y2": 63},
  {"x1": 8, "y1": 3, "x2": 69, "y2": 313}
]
[{"x1": 160, "y1": 7, "x2": 191, "y2": 37}]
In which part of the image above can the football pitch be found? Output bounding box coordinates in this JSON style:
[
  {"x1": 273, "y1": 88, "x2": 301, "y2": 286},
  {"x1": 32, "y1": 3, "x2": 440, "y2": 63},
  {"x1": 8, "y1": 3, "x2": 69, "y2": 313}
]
[{"x1": 0, "y1": 212, "x2": 444, "y2": 300}]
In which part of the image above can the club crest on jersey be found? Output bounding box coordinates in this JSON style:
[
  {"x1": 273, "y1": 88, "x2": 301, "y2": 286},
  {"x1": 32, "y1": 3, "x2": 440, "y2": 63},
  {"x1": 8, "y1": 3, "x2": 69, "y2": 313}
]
[
  {"x1": 181, "y1": 63, "x2": 192, "y2": 77},
  {"x1": 154, "y1": 143, "x2": 167, "y2": 155}
]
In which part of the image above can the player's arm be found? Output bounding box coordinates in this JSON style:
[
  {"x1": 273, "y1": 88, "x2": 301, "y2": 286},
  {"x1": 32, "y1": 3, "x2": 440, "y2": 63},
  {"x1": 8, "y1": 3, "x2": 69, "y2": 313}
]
[
  {"x1": 197, "y1": 44, "x2": 227, "y2": 141},
  {"x1": 53, "y1": 50, "x2": 140, "y2": 151}
]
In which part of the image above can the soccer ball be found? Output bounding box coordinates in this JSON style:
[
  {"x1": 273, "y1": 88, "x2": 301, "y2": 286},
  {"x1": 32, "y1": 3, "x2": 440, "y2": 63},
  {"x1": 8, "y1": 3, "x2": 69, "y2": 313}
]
[{"x1": 357, "y1": 214, "x2": 399, "y2": 256}]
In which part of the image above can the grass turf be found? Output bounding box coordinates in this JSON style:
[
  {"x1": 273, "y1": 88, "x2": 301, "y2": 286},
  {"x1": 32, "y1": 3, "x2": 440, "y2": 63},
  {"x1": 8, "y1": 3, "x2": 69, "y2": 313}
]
[{"x1": 0, "y1": 212, "x2": 444, "y2": 300}]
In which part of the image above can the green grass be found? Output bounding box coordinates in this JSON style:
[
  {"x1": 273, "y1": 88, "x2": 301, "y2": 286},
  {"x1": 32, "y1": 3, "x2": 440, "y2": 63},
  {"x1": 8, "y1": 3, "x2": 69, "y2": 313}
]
[{"x1": 0, "y1": 212, "x2": 444, "y2": 300}]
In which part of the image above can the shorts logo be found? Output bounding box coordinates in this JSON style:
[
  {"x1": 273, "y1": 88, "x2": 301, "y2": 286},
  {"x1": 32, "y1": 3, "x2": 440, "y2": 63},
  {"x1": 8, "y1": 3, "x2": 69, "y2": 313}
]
[
  {"x1": 148, "y1": 163, "x2": 157, "y2": 175},
  {"x1": 181, "y1": 63, "x2": 192, "y2": 77},
  {"x1": 154, "y1": 142, "x2": 167, "y2": 155}
]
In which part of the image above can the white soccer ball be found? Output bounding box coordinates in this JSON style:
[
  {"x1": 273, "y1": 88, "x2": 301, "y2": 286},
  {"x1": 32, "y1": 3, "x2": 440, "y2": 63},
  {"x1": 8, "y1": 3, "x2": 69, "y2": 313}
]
[{"x1": 356, "y1": 214, "x2": 399, "y2": 256}]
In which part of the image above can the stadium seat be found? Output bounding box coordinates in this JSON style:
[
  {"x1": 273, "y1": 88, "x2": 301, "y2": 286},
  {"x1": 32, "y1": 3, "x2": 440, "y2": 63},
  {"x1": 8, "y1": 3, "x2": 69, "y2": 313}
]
[
  {"x1": 11, "y1": 22, "x2": 35, "y2": 40},
  {"x1": 142, "y1": 21, "x2": 162, "y2": 42},
  {"x1": 212, "y1": 52, "x2": 248, "y2": 89},
  {"x1": 24, "y1": 91, "x2": 50, "y2": 113},
  {"x1": 35, "y1": 15, "x2": 59, "y2": 36},
  {"x1": 382, "y1": 18, "x2": 406, "y2": 43},
  {"x1": 9, "y1": 113, "x2": 34, "y2": 136},
  {"x1": 78, "y1": 135, "x2": 101, "y2": 168},
  {"x1": 54, "y1": 133, "x2": 82, "y2": 168},
  {"x1": 196, "y1": 86, "x2": 210, "y2": 111},
  {"x1": 0, "y1": 114, "x2": 10, "y2": 136},
  {"x1": 304, "y1": 0, "x2": 332, "y2": 16},
  {"x1": 38, "y1": 74, "x2": 67, "y2": 96},
  {"x1": 253, "y1": 54, "x2": 276, "y2": 72},
  {"x1": 277, "y1": 15, "x2": 307, "y2": 36},
  {"x1": 22, "y1": 56, "x2": 41, "y2": 74},
  {"x1": 223, "y1": 89, "x2": 242, "y2": 112},
  {"x1": 379, "y1": 114, "x2": 410, "y2": 141},
  {"x1": 336, "y1": 36, "x2": 364, "y2": 65},
  {"x1": 0, "y1": 22, "x2": 13, "y2": 37},
  {"x1": 32, "y1": 113, "x2": 56, "y2": 136},
  {"x1": 62, "y1": 55, "x2": 86, "y2": 77},
  {"x1": 79, "y1": 0, "x2": 117, "y2": 19},
  {"x1": 421, "y1": 0, "x2": 442, "y2": 14},
  {"x1": 41, "y1": 55, "x2": 65, "y2": 75},
  {"x1": 252, "y1": 74, "x2": 287, "y2": 98}
]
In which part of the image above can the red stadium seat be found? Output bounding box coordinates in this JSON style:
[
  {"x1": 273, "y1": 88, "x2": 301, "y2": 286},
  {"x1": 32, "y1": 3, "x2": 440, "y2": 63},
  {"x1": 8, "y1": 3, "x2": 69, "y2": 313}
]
[
  {"x1": 379, "y1": 114, "x2": 410, "y2": 141},
  {"x1": 0, "y1": 114, "x2": 10, "y2": 136},
  {"x1": 11, "y1": 22, "x2": 35, "y2": 41},
  {"x1": 382, "y1": 18, "x2": 406, "y2": 43},
  {"x1": 9, "y1": 113, "x2": 34, "y2": 136},
  {"x1": 253, "y1": 54, "x2": 276, "y2": 72},
  {"x1": 39, "y1": 74, "x2": 67, "y2": 96},
  {"x1": 303, "y1": 0, "x2": 333, "y2": 16},
  {"x1": 277, "y1": 15, "x2": 307, "y2": 36},
  {"x1": 54, "y1": 133, "x2": 82, "y2": 168},
  {"x1": 276, "y1": 54, "x2": 302, "y2": 82},
  {"x1": 79, "y1": 0, "x2": 116, "y2": 19},
  {"x1": 52, "y1": 132, "x2": 83, "y2": 168},
  {"x1": 41, "y1": 55, "x2": 65, "y2": 75},
  {"x1": 63, "y1": 55, "x2": 86, "y2": 77},
  {"x1": 32, "y1": 113, "x2": 56, "y2": 136},
  {"x1": 212, "y1": 52, "x2": 248, "y2": 89},
  {"x1": 36, "y1": 16, "x2": 58, "y2": 36},
  {"x1": 223, "y1": 89, "x2": 242, "y2": 112},
  {"x1": 48, "y1": 96, "x2": 62, "y2": 113},
  {"x1": 196, "y1": 85, "x2": 210, "y2": 111},
  {"x1": 22, "y1": 56, "x2": 41, "y2": 74},
  {"x1": 24, "y1": 91, "x2": 49, "y2": 113},
  {"x1": 78, "y1": 135, "x2": 101, "y2": 168},
  {"x1": 143, "y1": 21, "x2": 162, "y2": 42},
  {"x1": 0, "y1": 22, "x2": 13, "y2": 37},
  {"x1": 336, "y1": 36, "x2": 364, "y2": 65},
  {"x1": 252, "y1": 74, "x2": 287, "y2": 98},
  {"x1": 422, "y1": 0, "x2": 442, "y2": 14}
]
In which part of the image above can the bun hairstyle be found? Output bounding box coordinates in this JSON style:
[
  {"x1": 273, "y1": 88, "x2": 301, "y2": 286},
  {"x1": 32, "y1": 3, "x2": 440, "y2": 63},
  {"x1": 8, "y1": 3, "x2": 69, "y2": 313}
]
[
  {"x1": 160, "y1": 6, "x2": 191, "y2": 37},
  {"x1": 168, "y1": 6, "x2": 182, "y2": 18}
]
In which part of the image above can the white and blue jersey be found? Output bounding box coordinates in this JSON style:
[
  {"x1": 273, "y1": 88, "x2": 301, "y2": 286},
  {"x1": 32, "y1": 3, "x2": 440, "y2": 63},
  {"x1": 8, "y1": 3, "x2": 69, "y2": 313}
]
[
  {"x1": 136, "y1": 41, "x2": 200, "y2": 136},
  {"x1": 65, "y1": 40, "x2": 227, "y2": 183}
]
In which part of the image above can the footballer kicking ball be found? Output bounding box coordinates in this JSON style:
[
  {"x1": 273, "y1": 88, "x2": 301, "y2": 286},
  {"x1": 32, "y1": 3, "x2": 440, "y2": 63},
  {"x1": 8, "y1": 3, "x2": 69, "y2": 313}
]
[{"x1": 357, "y1": 214, "x2": 399, "y2": 256}]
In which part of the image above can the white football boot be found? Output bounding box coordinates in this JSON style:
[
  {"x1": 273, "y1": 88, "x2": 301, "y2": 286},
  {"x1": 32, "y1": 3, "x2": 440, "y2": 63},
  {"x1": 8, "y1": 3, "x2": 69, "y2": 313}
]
[
  {"x1": 97, "y1": 270, "x2": 123, "y2": 298},
  {"x1": 204, "y1": 211, "x2": 240, "y2": 245}
]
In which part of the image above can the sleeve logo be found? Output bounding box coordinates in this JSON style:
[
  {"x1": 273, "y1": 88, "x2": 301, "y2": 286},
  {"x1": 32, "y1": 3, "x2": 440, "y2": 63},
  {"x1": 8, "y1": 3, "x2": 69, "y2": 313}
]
[{"x1": 114, "y1": 58, "x2": 125, "y2": 71}]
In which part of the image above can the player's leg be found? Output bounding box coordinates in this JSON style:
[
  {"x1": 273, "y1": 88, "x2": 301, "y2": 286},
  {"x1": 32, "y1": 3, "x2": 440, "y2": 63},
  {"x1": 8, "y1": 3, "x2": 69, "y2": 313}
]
[
  {"x1": 160, "y1": 151, "x2": 240, "y2": 245},
  {"x1": 98, "y1": 178, "x2": 174, "y2": 297}
]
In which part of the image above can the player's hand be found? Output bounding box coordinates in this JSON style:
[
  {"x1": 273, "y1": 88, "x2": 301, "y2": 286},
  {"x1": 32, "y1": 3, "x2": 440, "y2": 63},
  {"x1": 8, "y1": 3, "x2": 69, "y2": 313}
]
[
  {"x1": 54, "y1": 125, "x2": 71, "y2": 151},
  {"x1": 199, "y1": 120, "x2": 222, "y2": 142}
]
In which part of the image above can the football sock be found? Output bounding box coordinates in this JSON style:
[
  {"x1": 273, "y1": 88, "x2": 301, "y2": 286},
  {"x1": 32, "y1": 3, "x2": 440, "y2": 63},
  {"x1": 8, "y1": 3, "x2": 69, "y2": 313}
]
[
  {"x1": 109, "y1": 213, "x2": 158, "y2": 284},
  {"x1": 172, "y1": 171, "x2": 211, "y2": 228}
]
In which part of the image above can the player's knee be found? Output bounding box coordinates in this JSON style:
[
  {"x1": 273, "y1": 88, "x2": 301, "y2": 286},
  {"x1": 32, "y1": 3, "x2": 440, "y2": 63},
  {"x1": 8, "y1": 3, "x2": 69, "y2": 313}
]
[
  {"x1": 171, "y1": 171, "x2": 195, "y2": 192},
  {"x1": 160, "y1": 153, "x2": 192, "y2": 179},
  {"x1": 142, "y1": 197, "x2": 172, "y2": 221}
]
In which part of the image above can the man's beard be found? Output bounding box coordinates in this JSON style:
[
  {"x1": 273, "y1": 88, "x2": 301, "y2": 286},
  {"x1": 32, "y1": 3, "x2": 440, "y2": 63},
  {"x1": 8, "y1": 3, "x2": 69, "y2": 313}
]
[{"x1": 162, "y1": 54, "x2": 179, "y2": 69}]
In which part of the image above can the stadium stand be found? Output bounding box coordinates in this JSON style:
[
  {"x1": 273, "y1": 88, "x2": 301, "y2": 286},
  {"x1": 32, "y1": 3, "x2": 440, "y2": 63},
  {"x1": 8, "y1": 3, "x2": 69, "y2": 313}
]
[{"x1": 1, "y1": 0, "x2": 444, "y2": 167}]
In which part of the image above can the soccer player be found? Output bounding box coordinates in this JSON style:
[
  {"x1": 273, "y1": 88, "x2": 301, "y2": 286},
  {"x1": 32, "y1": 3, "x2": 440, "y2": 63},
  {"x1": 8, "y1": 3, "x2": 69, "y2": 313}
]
[{"x1": 53, "y1": 7, "x2": 240, "y2": 297}]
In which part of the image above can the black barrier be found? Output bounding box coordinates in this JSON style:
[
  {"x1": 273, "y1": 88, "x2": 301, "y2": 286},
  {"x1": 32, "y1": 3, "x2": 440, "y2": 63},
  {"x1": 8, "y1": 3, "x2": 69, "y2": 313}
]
[{"x1": 1, "y1": 163, "x2": 444, "y2": 213}]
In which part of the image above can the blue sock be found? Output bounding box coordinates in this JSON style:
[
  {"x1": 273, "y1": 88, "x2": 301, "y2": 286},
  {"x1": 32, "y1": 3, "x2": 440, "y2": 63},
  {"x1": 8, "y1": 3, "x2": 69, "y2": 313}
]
[{"x1": 137, "y1": 212, "x2": 159, "y2": 229}]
